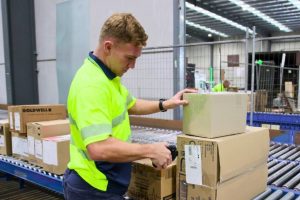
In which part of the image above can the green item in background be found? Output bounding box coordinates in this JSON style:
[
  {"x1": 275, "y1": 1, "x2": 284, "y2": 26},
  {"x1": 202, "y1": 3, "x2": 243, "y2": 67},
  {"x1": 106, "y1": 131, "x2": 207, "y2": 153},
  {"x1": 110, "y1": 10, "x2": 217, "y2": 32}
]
[
  {"x1": 209, "y1": 66, "x2": 214, "y2": 89},
  {"x1": 256, "y1": 59, "x2": 263, "y2": 65}
]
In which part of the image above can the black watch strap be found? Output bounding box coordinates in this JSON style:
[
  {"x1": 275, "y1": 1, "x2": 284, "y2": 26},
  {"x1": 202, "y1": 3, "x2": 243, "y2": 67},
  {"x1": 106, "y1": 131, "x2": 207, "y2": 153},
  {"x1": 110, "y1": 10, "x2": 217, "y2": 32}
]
[{"x1": 159, "y1": 99, "x2": 167, "y2": 112}]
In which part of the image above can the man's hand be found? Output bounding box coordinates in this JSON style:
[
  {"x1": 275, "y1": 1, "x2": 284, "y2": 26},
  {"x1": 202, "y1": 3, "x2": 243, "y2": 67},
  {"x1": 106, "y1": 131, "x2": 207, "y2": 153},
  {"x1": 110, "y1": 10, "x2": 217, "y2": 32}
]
[
  {"x1": 150, "y1": 142, "x2": 172, "y2": 170},
  {"x1": 163, "y1": 88, "x2": 198, "y2": 110}
]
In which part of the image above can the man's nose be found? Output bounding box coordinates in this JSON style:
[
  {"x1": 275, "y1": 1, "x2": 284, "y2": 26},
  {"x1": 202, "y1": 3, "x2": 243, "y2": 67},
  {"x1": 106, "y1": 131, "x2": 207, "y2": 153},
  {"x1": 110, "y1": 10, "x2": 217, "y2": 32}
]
[{"x1": 128, "y1": 60, "x2": 136, "y2": 69}]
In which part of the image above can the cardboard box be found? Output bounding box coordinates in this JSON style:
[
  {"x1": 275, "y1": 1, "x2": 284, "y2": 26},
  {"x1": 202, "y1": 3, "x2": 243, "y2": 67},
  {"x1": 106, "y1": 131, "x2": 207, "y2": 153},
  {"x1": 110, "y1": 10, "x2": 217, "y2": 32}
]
[
  {"x1": 128, "y1": 159, "x2": 176, "y2": 200},
  {"x1": 8, "y1": 106, "x2": 15, "y2": 131},
  {"x1": 27, "y1": 119, "x2": 70, "y2": 166},
  {"x1": 11, "y1": 132, "x2": 28, "y2": 160},
  {"x1": 13, "y1": 104, "x2": 67, "y2": 133},
  {"x1": 177, "y1": 164, "x2": 267, "y2": 200},
  {"x1": 183, "y1": 93, "x2": 247, "y2": 138},
  {"x1": 177, "y1": 126, "x2": 269, "y2": 188},
  {"x1": 255, "y1": 90, "x2": 268, "y2": 112},
  {"x1": 42, "y1": 134, "x2": 70, "y2": 174},
  {"x1": 285, "y1": 81, "x2": 294, "y2": 98},
  {"x1": 0, "y1": 119, "x2": 12, "y2": 155}
]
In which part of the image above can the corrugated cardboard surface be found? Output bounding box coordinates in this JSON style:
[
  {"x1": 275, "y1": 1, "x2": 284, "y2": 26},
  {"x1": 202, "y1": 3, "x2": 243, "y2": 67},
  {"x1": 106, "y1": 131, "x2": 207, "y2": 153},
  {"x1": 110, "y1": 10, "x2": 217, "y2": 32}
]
[
  {"x1": 128, "y1": 159, "x2": 176, "y2": 200},
  {"x1": 0, "y1": 119, "x2": 12, "y2": 155},
  {"x1": 183, "y1": 93, "x2": 247, "y2": 138},
  {"x1": 12, "y1": 104, "x2": 67, "y2": 133},
  {"x1": 177, "y1": 127, "x2": 269, "y2": 188},
  {"x1": 27, "y1": 119, "x2": 70, "y2": 166},
  {"x1": 177, "y1": 164, "x2": 267, "y2": 200},
  {"x1": 42, "y1": 135, "x2": 70, "y2": 174}
]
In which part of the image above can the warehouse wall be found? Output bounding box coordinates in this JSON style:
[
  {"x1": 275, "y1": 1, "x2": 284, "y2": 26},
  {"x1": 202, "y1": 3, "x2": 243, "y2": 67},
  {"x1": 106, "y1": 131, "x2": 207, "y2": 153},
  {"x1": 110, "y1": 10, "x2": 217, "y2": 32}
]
[
  {"x1": 271, "y1": 41, "x2": 300, "y2": 51},
  {"x1": 32, "y1": 0, "x2": 176, "y2": 110},
  {"x1": 186, "y1": 40, "x2": 271, "y2": 89},
  {"x1": 0, "y1": 2, "x2": 6, "y2": 104},
  {"x1": 34, "y1": 0, "x2": 67, "y2": 104},
  {"x1": 55, "y1": 0, "x2": 175, "y2": 119}
]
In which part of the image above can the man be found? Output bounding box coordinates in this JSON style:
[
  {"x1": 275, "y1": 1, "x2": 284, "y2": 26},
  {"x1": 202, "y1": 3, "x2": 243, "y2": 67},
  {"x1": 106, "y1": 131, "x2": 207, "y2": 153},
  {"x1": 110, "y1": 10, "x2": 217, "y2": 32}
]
[
  {"x1": 212, "y1": 80, "x2": 230, "y2": 92},
  {"x1": 63, "y1": 13, "x2": 197, "y2": 200}
]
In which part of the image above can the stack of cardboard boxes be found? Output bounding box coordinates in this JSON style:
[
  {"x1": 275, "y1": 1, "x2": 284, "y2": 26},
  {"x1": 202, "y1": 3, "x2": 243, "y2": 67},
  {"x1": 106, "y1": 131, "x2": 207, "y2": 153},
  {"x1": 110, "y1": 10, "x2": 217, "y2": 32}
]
[
  {"x1": 6, "y1": 104, "x2": 71, "y2": 174},
  {"x1": 178, "y1": 93, "x2": 269, "y2": 200}
]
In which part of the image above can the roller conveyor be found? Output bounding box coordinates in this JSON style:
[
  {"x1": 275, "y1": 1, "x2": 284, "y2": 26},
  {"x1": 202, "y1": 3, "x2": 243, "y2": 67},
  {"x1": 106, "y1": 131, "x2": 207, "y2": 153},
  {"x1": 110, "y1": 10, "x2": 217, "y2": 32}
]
[
  {"x1": 283, "y1": 173, "x2": 300, "y2": 188},
  {"x1": 278, "y1": 192, "x2": 295, "y2": 200},
  {"x1": 264, "y1": 190, "x2": 284, "y2": 200},
  {"x1": 1, "y1": 125, "x2": 300, "y2": 198},
  {"x1": 268, "y1": 163, "x2": 296, "y2": 184},
  {"x1": 271, "y1": 166, "x2": 300, "y2": 186},
  {"x1": 279, "y1": 148, "x2": 299, "y2": 160}
]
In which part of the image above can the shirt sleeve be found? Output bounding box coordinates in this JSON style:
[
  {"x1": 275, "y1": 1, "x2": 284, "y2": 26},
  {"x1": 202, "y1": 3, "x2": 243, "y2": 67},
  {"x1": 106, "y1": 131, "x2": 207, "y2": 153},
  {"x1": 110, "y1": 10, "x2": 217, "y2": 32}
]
[
  {"x1": 74, "y1": 85, "x2": 112, "y2": 147},
  {"x1": 121, "y1": 84, "x2": 136, "y2": 110}
]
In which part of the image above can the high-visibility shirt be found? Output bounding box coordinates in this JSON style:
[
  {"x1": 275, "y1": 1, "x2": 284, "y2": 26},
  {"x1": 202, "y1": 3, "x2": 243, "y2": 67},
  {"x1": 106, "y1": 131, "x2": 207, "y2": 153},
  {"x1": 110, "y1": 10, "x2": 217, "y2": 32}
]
[
  {"x1": 212, "y1": 83, "x2": 225, "y2": 92},
  {"x1": 67, "y1": 52, "x2": 136, "y2": 195}
]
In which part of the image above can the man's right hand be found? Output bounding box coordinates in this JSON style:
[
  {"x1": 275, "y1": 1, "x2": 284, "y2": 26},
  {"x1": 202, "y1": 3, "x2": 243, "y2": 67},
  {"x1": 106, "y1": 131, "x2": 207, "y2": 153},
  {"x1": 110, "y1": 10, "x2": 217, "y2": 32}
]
[{"x1": 150, "y1": 142, "x2": 172, "y2": 170}]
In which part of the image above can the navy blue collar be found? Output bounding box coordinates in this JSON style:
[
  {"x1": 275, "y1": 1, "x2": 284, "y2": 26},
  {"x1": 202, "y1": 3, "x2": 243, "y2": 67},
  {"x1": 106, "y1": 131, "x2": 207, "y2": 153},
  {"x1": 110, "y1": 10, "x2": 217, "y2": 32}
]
[{"x1": 89, "y1": 51, "x2": 116, "y2": 80}]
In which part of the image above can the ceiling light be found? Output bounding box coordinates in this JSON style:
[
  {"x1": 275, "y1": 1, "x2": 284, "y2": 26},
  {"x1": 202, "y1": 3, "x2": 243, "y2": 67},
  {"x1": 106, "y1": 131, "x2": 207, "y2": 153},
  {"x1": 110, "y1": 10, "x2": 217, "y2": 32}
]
[
  {"x1": 289, "y1": 0, "x2": 300, "y2": 10},
  {"x1": 228, "y1": 0, "x2": 292, "y2": 32},
  {"x1": 186, "y1": 20, "x2": 229, "y2": 38},
  {"x1": 186, "y1": 2, "x2": 253, "y2": 34}
]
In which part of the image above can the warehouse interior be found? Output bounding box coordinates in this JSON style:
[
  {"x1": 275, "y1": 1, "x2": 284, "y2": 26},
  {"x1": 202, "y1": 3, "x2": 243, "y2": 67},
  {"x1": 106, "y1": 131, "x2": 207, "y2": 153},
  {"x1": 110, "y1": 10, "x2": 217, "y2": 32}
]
[{"x1": 1, "y1": 0, "x2": 300, "y2": 199}]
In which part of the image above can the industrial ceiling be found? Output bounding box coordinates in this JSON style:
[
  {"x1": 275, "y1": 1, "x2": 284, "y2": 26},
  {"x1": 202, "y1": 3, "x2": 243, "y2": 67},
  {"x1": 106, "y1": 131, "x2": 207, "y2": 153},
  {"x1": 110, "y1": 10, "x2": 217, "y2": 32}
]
[{"x1": 185, "y1": 0, "x2": 300, "y2": 42}]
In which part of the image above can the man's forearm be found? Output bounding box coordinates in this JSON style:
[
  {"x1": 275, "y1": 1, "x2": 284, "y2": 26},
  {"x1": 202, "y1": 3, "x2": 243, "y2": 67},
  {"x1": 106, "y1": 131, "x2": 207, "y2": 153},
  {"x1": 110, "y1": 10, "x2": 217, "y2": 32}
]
[
  {"x1": 128, "y1": 99, "x2": 168, "y2": 115},
  {"x1": 87, "y1": 137, "x2": 155, "y2": 162}
]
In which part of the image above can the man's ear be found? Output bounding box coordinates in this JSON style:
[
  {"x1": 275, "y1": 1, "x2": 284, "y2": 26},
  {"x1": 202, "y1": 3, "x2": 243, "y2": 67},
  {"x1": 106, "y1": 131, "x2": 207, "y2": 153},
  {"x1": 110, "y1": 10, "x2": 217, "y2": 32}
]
[{"x1": 104, "y1": 41, "x2": 113, "y2": 54}]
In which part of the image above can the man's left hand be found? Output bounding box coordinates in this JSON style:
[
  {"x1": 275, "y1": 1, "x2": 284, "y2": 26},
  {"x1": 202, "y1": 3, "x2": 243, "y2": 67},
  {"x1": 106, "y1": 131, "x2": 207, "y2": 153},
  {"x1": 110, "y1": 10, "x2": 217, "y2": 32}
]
[{"x1": 163, "y1": 88, "x2": 198, "y2": 110}]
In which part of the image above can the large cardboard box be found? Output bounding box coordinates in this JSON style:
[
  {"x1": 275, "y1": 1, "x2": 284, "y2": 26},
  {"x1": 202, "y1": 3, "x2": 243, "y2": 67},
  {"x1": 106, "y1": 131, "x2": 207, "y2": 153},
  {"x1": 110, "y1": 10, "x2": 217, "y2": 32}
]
[
  {"x1": 12, "y1": 104, "x2": 67, "y2": 133},
  {"x1": 128, "y1": 159, "x2": 176, "y2": 200},
  {"x1": 177, "y1": 164, "x2": 268, "y2": 200},
  {"x1": 183, "y1": 93, "x2": 247, "y2": 138},
  {"x1": 177, "y1": 126, "x2": 269, "y2": 188},
  {"x1": 11, "y1": 132, "x2": 28, "y2": 160},
  {"x1": 27, "y1": 119, "x2": 70, "y2": 166},
  {"x1": 42, "y1": 134, "x2": 70, "y2": 174},
  {"x1": 0, "y1": 119, "x2": 12, "y2": 155}
]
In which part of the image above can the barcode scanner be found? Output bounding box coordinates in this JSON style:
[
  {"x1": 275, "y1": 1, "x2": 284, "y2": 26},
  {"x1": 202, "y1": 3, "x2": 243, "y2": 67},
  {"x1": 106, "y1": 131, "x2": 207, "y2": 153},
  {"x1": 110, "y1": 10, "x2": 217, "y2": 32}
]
[
  {"x1": 152, "y1": 145, "x2": 178, "y2": 168},
  {"x1": 167, "y1": 145, "x2": 178, "y2": 161}
]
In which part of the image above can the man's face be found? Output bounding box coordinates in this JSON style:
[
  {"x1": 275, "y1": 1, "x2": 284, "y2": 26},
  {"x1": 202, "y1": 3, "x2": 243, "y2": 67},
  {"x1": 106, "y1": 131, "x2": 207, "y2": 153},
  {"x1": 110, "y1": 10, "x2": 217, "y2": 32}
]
[
  {"x1": 107, "y1": 42, "x2": 142, "y2": 77},
  {"x1": 224, "y1": 81, "x2": 230, "y2": 88}
]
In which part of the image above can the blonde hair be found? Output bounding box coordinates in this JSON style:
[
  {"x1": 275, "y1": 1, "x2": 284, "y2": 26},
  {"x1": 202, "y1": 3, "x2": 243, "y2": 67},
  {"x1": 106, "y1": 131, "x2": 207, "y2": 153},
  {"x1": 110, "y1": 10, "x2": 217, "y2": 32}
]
[{"x1": 100, "y1": 13, "x2": 148, "y2": 46}]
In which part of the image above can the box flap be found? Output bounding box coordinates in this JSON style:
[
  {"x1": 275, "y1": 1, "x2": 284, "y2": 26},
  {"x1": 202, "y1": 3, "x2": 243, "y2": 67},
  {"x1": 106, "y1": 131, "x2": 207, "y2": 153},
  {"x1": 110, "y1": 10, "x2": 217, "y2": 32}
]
[
  {"x1": 217, "y1": 127, "x2": 269, "y2": 182},
  {"x1": 134, "y1": 158, "x2": 176, "y2": 169},
  {"x1": 32, "y1": 119, "x2": 69, "y2": 126},
  {"x1": 43, "y1": 134, "x2": 70, "y2": 142}
]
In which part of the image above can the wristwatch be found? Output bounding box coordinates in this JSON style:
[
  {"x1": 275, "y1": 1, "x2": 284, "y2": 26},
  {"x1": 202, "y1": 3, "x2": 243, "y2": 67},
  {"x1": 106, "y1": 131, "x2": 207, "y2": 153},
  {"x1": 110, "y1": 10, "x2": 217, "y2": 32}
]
[{"x1": 159, "y1": 99, "x2": 167, "y2": 112}]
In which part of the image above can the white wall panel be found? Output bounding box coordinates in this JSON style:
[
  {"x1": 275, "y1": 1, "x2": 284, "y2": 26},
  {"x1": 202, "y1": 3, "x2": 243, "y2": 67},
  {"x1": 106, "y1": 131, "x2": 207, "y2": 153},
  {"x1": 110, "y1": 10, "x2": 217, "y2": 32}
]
[
  {"x1": 271, "y1": 41, "x2": 300, "y2": 51},
  {"x1": 37, "y1": 61, "x2": 59, "y2": 104},
  {"x1": 89, "y1": 0, "x2": 174, "y2": 50},
  {"x1": 34, "y1": 0, "x2": 66, "y2": 60}
]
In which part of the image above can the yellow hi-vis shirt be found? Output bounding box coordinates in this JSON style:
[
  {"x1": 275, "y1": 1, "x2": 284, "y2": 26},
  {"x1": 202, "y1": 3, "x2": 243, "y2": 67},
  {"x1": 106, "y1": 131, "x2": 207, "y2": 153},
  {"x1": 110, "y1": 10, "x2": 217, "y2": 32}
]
[
  {"x1": 212, "y1": 83, "x2": 225, "y2": 92},
  {"x1": 67, "y1": 52, "x2": 136, "y2": 194}
]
